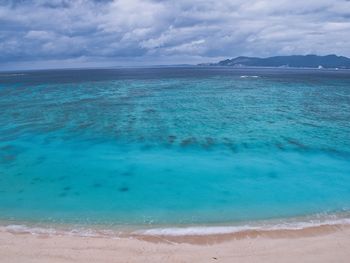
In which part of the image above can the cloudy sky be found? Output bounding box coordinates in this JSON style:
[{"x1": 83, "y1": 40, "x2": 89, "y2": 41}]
[{"x1": 1, "y1": 0, "x2": 350, "y2": 69}]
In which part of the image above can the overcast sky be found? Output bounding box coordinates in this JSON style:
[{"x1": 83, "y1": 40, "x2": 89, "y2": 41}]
[{"x1": 1, "y1": 0, "x2": 350, "y2": 69}]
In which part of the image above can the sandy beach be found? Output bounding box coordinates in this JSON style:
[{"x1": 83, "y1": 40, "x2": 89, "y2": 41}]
[{"x1": 0, "y1": 224, "x2": 349, "y2": 263}]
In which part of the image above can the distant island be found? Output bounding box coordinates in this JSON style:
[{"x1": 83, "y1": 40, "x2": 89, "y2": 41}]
[{"x1": 200, "y1": 54, "x2": 350, "y2": 69}]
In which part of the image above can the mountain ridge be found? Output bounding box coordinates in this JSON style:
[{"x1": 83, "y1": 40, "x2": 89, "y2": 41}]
[{"x1": 200, "y1": 54, "x2": 350, "y2": 69}]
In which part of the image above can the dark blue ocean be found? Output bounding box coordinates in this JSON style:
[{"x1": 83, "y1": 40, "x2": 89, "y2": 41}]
[{"x1": 0, "y1": 67, "x2": 350, "y2": 234}]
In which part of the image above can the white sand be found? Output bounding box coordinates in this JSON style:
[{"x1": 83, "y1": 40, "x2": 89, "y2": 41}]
[{"x1": 0, "y1": 225, "x2": 349, "y2": 263}]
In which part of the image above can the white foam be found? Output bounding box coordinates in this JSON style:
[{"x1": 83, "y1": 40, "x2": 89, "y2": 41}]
[
  {"x1": 2, "y1": 215, "x2": 350, "y2": 238},
  {"x1": 0, "y1": 73, "x2": 26, "y2": 77},
  {"x1": 4, "y1": 224, "x2": 58, "y2": 236},
  {"x1": 135, "y1": 217, "x2": 350, "y2": 236},
  {"x1": 240, "y1": 75, "x2": 259, "y2": 78},
  {"x1": 1, "y1": 224, "x2": 123, "y2": 238}
]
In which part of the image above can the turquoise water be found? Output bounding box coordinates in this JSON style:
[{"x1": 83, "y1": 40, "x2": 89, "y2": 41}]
[{"x1": 0, "y1": 67, "x2": 350, "y2": 228}]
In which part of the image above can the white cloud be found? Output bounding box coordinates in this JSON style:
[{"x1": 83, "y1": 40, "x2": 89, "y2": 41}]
[{"x1": 0, "y1": 0, "x2": 350, "y2": 69}]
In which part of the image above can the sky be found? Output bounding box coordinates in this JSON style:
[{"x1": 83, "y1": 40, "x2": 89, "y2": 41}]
[{"x1": 1, "y1": 0, "x2": 350, "y2": 70}]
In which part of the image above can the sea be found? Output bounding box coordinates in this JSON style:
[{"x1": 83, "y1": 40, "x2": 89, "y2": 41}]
[{"x1": 0, "y1": 66, "x2": 350, "y2": 236}]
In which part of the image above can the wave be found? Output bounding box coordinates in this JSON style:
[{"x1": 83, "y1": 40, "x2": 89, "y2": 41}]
[
  {"x1": 2, "y1": 224, "x2": 120, "y2": 238},
  {"x1": 1, "y1": 213, "x2": 350, "y2": 238},
  {"x1": 136, "y1": 219, "x2": 350, "y2": 236},
  {"x1": 240, "y1": 75, "x2": 259, "y2": 78},
  {"x1": 0, "y1": 73, "x2": 26, "y2": 77}
]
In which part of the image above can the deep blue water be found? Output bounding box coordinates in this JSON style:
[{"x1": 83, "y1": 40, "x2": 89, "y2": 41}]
[{"x1": 0, "y1": 67, "x2": 350, "y2": 227}]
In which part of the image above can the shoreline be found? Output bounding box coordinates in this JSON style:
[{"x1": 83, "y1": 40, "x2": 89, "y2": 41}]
[
  {"x1": 2, "y1": 221, "x2": 349, "y2": 245},
  {"x1": 133, "y1": 224, "x2": 349, "y2": 245},
  {"x1": 1, "y1": 223, "x2": 349, "y2": 262},
  {"x1": 1, "y1": 212, "x2": 350, "y2": 240}
]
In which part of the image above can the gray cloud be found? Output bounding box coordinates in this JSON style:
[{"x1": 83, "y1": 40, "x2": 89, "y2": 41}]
[{"x1": 1, "y1": 0, "x2": 350, "y2": 69}]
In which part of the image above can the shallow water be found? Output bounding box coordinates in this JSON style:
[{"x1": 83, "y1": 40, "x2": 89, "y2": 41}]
[{"x1": 0, "y1": 67, "x2": 350, "y2": 227}]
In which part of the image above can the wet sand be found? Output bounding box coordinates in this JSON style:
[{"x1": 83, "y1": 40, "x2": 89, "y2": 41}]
[{"x1": 0, "y1": 224, "x2": 349, "y2": 262}]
